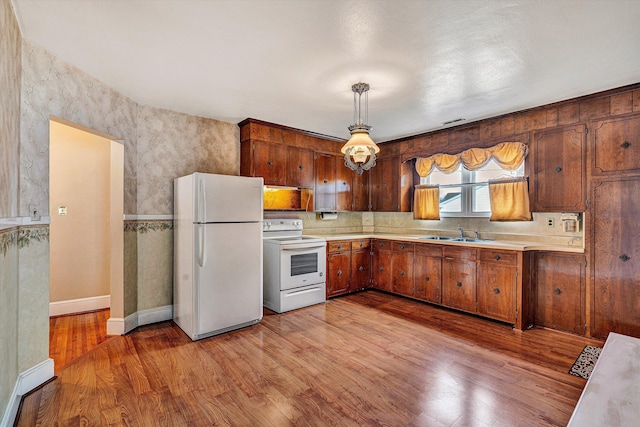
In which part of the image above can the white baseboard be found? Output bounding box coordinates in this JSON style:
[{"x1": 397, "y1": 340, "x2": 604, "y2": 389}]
[
  {"x1": 106, "y1": 305, "x2": 173, "y2": 335},
  {"x1": 138, "y1": 305, "x2": 173, "y2": 327},
  {"x1": 49, "y1": 295, "x2": 110, "y2": 317},
  {"x1": 1, "y1": 358, "x2": 54, "y2": 427}
]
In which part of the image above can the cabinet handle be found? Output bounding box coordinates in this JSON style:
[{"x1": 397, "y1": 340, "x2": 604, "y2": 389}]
[
  {"x1": 400, "y1": 270, "x2": 405, "y2": 276},
  {"x1": 337, "y1": 269, "x2": 342, "y2": 276},
  {"x1": 619, "y1": 254, "x2": 631, "y2": 262},
  {"x1": 268, "y1": 161, "x2": 273, "y2": 166},
  {"x1": 382, "y1": 182, "x2": 387, "y2": 187},
  {"x1": 359, "y1": 242, "x2": 363, "y2": 247},
  {"x1": 494, "y1": 254, "x2": 501, "y2": 261},
  {"x1": 456, "y1": 281, "x2": 462, "y2": 287},
  {"x1": 379, "y1": 267, "x2": 384, "y2": 272},
  {"x1": 493, "y1": 288, "x2": 500, "y2": 294},
  {"x1": 299, "y1": 164, "x2": 304, "y2": 170},
  {"x1": 323, "y1": 179, "x2": 328, "y2": 184},
  {"x1": 555, "y1": 166, "x2": 562, "y2": 173},
  {"x1": 424, "y1": 276, "x2": 430, "y2": 281},
  {"x1": 337, "y1": 244, "x2": 342, "y2": 249},
  {"x1": 621, "y1": 141, "x2": 631, "y2": 149},
  {"x1": 554, "y1": 288, "x2": 562, "y2": 295},
  {"x1": 359, "y1": 266, "x2": 364, "y2": 272},
  {"x1": 400, "y1": 243, "x2": 405, "y2": 249}
]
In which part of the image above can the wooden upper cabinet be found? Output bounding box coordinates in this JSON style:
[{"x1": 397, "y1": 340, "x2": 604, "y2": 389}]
[
  {"x1": 370, "y1": 157, "x2": 399, "y2": 211},
  {"x1": 287, "y1": 147, "x2": 314, "y2": 188},
  {"x1": 243, "y1": 141, "x2": 287, "y2": 185},
  {"x1": 592, "y1": 177, "x2": 640, "y2": 339},
  {"x1": 353, "y1": 169, "x2": 370, "y2": 211},
  {"x1": 591, "y1": 114, "x2": 640, "y2": 175},
  {"x1": 533, "y1": 251, "x2": 585, "y2": 335},
  {"x1": 532, "y1": 124, "x2": 586, "y2": 212},
  {"x1": 314, "y1": 153, "x2": 337, "y2": 211},
  {"x1": 335, "y1": 155, "x2": 354, "y2": 211}
]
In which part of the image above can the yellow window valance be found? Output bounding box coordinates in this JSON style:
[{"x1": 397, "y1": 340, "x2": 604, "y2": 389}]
[{"x1": 415, "y1": 142, "x2": 528, "y2": 177}]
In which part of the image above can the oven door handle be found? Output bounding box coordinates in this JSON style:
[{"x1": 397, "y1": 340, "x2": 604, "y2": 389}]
[
  {"x1": 285, "y1": 287, "x2": 323, "y2": 296},
  {"x1": 280, "y1": 243, "x2": 326, "y2": 251}
]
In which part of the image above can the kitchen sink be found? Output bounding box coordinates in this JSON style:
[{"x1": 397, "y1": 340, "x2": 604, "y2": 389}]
[
  {"x1": 420, "y1": 236, "x2": 454, "y2": 241},
  {"x1": 451, "y1": 237, "x2": 493, "y2": 243}
]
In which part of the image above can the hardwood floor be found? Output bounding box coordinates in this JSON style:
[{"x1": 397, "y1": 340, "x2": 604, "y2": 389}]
[
  {"x1": 49, "y1": 308, "x2": 113, "y2": 373},
  {"x1": 18, "y1": 291, "x2": 601, "y2": 426}
]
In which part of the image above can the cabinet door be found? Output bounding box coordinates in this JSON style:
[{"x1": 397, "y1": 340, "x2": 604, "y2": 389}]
[
  {"x1": 327, "y1": 251, "x2": 351, "y2": 297},
  {"x1": 253, "y1": 141, "x2": 287, "y2": 185},
  {"x1": 591, "y1": 115, "x2": 640, "y2": 175},
  {"x1": 335, "y1": 155, "x2": 354, "y2": 211},
  {"x1": 592, "y1": 177, "x2": 640, "y2": 338},
  {"x1": 370, "y1": 157, "x2": 399, "y2": 212},
  {"x1": 350, "y1": 249, "x2": 371, "y2": 292},
  {"x1": 287, "y1": 147, "x2": 314, "y2": 188},
  {"x1": 353, "y1": 169, "x2": 370, "y2": 211},
  {"x1": 372, "y1": 243, "x2": 392, "y2": 292},
  {"x1": 477, "y1": 263, "x2": 516, "y2": 323},
  {"x1": 414, "y1": 254, "x2": 442, "y2": 304},
  {"x1": 442, "y1": 259, "x2": 477, "y2": 312},
  {"x1": 534, "y1": 252, "x2": 585, "y2": 335},
  {"x1": 392, "y1": 251, "x2": 414, "y2": 297},
  {"x1": 533, "y1": 124, "x2": 586, "y2": 211},
  {"x1": 314, "y1": 153, "x2": 337, "y2": 211}
]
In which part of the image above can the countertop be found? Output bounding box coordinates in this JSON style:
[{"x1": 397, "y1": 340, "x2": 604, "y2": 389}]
[
  {"x1": 306, "y1": 232, "x2": 584, "y2": 253},
  {"x1": 567, "y1": 333, "x2": 640, "y2": 426}
]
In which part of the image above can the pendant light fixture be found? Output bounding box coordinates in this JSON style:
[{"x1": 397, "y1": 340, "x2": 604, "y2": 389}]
[{"x1": 341, "y1": 82, "x2": 380, "y2": 175}]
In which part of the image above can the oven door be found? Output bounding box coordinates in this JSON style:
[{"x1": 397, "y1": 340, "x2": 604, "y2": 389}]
[{"x1": 279, "y1": 241, "x2": 326, "y2": 291}]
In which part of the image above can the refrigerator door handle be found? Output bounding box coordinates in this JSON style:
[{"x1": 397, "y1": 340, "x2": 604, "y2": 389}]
[
  {"x1": 198, "y1": 177, "x2": 206, "y2": 223},
  {"x1": 198, "y1": 224, "x2": 206, "y2": 267}
]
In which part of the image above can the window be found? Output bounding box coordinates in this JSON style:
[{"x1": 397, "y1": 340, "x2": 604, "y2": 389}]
[{"x1": 421, "y1": 159, "x2": 525, "y2": 217}]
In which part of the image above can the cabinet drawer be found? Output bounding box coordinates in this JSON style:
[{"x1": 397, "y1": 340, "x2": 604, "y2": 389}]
[
  {"x1": 328, "y1": 240, "x2": 350, "y2": 253},
  {"x1": 373, "y1": 240, "x2": 391, "y2": 251},
  {"x1": 392, "y1": 241, "x2": 414, "y2": 252},
  {"x1": 415, "y1": 243, "x2": 443, "y2": 258},
  {"x1": 443, "y1": 246, "x2": 476, "y2": 261},
  {"x1": 478, "y1": 249, "x2": 517, "y2": 265},
  {"x1": 351, "y1": 239, "x2": 371, "y2": 250}
]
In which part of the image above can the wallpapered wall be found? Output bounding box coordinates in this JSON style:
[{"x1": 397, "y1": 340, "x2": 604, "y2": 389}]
[
  {"x1": 0, "y1": 0, "x2": 23, "y2": 416},
  {"x1": 1, "y1": 0, "x2": 241, "y2": 418}
]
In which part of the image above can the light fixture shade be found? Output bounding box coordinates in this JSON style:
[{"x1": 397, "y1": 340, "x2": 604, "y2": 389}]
[{"x1": 341, "y1": 82, "x2": 380, "y2": 175}]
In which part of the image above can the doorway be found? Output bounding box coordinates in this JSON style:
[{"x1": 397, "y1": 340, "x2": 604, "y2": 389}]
[{"x1": 48, "y1": 117, "x2": 123, "y2": 367}]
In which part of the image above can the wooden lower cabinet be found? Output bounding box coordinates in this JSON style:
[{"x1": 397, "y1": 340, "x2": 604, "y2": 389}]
[
  {"x1": 350, "y1": 248, "x2": 371, "y2": 292},
  {"x1": 442, "y1": 257, "x2": 477, "y2": 313},
  {"x1": 372, "y1": 240, "x2": 392, "y2": 291},
  {"x1": 392, "y1": 242, "x2": 414, "y2": 297},
  {"x1": 327, "y1": 251, "x2": 351, "y2": 297},
  {"x1": 533, "y1": 251, "x2": 585, "y2": 335},
  {"x1": 327, "y1": 239, "x2": 371, "y2": 298},
  {"x1": 477, "y1": 249, "x2": 518, "y2": 324},
  {"x1": 413, "y1": 244, "x2": 442, "y2": 304}
]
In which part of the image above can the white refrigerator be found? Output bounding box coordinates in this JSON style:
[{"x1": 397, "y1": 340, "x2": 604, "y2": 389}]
[{"x1": 173, "y1": 172, "x2": 264, "y2": 341}]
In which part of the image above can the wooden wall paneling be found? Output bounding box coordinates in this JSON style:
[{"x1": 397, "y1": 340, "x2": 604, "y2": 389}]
[
  {"x1": 633, "y1": 90, "x2": 640, "y2": 111},
  {"x1": 610, "y1": 92, "x2": 634, "y2": 116},
  {"x1": 591, "y1": 176, "x2": 640, "y2": 339},
  {"x1": 579, "y1": 97, "x2": 611, "y2": 122}
]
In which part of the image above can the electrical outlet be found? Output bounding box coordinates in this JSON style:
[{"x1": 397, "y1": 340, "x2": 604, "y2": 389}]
[
  {"x1": 29, "y1": 204, "x2": 40, "y2": 221},
  {"x1": 547, "y1": 218, "x2": 554, "y2": 227}
]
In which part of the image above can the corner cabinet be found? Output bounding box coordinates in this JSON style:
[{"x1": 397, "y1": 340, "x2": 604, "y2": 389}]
[{"x1": 532, "y1": 124, "x2": 586, "y2": 212}]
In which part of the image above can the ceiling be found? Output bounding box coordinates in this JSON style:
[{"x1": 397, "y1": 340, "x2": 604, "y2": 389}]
[{"x1": 11, "y1": 0, "x2": 640, "y2": 142}]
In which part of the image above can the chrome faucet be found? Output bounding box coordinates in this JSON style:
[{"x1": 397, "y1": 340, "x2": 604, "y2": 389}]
[
  {"x1": 457, "y1": 224, "x2": 464, "y2": 239},
  {"x1": 474, "y1": 231, "x2": 480, "y2": 240}
]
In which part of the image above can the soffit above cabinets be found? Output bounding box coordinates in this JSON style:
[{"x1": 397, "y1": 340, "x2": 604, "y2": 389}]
[{"x1": 11, "y1": 0, "x2": 640, "y2": 142}]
